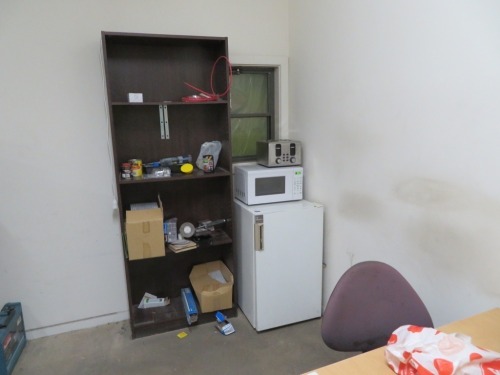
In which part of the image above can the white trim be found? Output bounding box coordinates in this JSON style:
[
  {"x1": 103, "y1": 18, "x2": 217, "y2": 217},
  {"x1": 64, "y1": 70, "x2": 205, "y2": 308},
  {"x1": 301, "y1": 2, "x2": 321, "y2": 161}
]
[{"x1": 229, "y1": 55, "x2": 289, "y2": 139}]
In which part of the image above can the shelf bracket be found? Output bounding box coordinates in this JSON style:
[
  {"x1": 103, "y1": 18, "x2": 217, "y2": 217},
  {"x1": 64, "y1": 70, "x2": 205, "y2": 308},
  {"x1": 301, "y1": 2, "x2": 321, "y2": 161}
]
[{"x1": 158, "y1": 105, "x2": 170, "y2": 140}]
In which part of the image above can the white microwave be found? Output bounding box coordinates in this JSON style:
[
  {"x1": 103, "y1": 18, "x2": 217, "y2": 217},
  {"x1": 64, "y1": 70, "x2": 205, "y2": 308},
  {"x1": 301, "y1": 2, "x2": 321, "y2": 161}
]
[{"x1": 233, "y1": 164, "x2": 303, "y2": 205}]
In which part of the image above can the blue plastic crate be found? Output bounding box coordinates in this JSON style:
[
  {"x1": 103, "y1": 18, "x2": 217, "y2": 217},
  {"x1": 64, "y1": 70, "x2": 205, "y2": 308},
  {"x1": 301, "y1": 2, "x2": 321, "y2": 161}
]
[{"x1": 0, "y1": 303, "x2": 26, "y2": 375}]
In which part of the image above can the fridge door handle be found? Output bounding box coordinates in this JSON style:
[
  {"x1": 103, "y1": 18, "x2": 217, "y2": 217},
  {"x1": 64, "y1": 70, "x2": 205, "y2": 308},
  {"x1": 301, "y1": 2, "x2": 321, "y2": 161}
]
[{"x1": 254, "y1": 218, "x2": 264, "y2": 251}]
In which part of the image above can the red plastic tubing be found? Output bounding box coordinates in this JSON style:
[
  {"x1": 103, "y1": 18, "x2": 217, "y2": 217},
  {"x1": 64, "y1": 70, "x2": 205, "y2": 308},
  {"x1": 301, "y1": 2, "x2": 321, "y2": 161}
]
[{"x1": 182, "y1": 56, "x2": 233, "y2": 102}]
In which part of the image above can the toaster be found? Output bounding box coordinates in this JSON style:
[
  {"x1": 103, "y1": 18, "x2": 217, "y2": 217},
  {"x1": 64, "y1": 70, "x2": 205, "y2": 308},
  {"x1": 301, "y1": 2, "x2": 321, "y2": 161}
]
[{"x1": 256, "y1": 140, "x2": 302, "y2": 167}]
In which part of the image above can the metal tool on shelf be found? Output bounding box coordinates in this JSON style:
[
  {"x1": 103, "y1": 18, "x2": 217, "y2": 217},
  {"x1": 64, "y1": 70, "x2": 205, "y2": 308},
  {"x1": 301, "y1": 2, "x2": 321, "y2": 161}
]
[{"x1": 180, "y1": 218, "x2": 231, "y2": 238}]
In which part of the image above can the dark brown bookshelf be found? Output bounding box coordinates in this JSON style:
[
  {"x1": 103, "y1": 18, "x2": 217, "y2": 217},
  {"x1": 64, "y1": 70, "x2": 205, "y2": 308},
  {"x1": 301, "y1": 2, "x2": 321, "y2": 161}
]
[{"x1": 102, "y1": 31, "x2": 236, "y2": 338}]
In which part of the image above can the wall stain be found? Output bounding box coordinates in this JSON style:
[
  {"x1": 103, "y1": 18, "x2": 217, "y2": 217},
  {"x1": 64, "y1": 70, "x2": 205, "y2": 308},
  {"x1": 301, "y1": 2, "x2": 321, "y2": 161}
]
[
  {"x1": 394, "y1": 177, "x2": 500, "y2": 298},
  {"x1": 394, "y1": 177, "x2": 500, "y2": 214},
  {"x1": 338, "y1": 191, "x2": 381, "y2": 221}
]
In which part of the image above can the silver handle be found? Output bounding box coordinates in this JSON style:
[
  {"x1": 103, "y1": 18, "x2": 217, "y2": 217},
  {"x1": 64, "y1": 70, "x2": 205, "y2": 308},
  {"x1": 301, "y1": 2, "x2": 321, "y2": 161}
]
[{"x1": 158, "y1": 105, "x2": 170, "y2": 140}]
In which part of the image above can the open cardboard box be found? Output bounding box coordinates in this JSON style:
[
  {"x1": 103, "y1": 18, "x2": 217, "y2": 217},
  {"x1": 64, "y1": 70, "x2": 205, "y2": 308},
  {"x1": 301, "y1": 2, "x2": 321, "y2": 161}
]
[
  {"x1": 189, "y1": 260, "x2": 234, "y2": 313},
  {"x1": 125, "y1": 197, "x2": 165, "y2": 260}
]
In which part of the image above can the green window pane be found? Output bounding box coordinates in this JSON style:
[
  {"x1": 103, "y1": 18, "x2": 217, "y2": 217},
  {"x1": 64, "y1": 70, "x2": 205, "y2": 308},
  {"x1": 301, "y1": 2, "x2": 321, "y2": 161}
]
[
  {"x1": 231, "y1": 73, "x2": 268, "y2": 114},
  {"x1": 231, "y1": 118, "x2": 268, "y2": 157}
]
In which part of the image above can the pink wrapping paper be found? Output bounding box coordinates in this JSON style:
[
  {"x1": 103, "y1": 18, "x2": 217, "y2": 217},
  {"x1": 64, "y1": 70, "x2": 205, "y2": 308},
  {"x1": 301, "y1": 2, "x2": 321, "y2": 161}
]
[{"x1": 385, "y1": 325, "x2": 500, "y2": 375}]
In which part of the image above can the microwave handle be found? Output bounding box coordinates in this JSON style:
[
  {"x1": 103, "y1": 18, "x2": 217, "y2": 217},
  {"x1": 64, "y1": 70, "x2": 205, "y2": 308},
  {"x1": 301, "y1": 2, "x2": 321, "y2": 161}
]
[{"x1": 254, "y1": 215, "x2": 264, "y2": 251}]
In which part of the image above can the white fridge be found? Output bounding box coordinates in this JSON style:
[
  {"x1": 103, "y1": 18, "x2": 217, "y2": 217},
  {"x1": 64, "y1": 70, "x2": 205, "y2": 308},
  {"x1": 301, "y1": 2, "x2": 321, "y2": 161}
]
[{"x1": 234, "y1": 199, "x2": 324, "y2": 331}]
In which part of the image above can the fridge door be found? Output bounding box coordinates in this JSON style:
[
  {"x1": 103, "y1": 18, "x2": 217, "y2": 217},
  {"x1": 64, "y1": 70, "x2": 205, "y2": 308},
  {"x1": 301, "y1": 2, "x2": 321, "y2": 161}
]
[{"x1": 254, "y1": 201, "x2": 324, "y2": 331}]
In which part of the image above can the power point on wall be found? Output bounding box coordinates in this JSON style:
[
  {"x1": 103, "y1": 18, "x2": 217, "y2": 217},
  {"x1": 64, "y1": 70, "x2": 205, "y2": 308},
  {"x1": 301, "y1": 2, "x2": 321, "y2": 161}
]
[{"x1": 112, "y1": 199, "x2": 118, "y2": 210}]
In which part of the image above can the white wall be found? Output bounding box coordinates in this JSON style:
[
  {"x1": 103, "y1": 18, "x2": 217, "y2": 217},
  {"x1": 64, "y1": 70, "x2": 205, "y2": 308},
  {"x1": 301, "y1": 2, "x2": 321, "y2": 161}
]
[
  {"x1": 4, "y1": 0, "x2": 497, "y2": 340},
  {"x1": 0, "y1": 0, "x2": 289, "y2": 338},
  {"x1": 289, "y1": 0, "x2": 500, "y2": 326}
]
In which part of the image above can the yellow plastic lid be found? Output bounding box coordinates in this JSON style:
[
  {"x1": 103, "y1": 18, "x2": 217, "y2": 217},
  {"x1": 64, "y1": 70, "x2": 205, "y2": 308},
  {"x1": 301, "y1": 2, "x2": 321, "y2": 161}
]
[{"x1": 180, "y1": 163, "x2": 194, "y2": 174}]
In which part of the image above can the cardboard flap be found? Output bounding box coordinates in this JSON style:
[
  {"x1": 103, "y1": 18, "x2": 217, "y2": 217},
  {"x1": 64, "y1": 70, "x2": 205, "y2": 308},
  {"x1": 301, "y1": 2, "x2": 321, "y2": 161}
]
[
  {"x1": 200, "y1": 284, "x2": 232, "y2": 296},
  {"x1": 126, "y1": 208, "x2": 163, "y2": 223}
]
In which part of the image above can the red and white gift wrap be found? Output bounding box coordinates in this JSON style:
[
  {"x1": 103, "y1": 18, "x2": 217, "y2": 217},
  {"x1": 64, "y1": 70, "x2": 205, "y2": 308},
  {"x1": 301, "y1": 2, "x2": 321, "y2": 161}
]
[{"x1": 385, "y1": 325, "x2": 500, "y2": 375}]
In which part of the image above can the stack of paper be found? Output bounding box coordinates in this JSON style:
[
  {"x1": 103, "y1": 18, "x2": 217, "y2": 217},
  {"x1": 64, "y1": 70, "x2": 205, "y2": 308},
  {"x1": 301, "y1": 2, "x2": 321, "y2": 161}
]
[
  {"x1": 138, "y1": 292, "x2": 170, "y2": 309},
  {"x1": 168, "y1": 239, "x2": 198, "y2": 253}
]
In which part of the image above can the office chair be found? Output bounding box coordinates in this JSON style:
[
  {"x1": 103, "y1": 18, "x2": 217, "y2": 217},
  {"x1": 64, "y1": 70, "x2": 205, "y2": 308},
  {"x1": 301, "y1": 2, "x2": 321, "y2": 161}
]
[{"x1": 321, "y1": 261, "x2": 433, "y2": 353}]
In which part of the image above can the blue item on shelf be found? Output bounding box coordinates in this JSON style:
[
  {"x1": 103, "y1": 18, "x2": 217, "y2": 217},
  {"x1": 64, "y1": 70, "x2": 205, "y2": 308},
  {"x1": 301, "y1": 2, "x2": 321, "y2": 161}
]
[{"x1": 181, "y1": 288, "x2": 198, "y2": 325}]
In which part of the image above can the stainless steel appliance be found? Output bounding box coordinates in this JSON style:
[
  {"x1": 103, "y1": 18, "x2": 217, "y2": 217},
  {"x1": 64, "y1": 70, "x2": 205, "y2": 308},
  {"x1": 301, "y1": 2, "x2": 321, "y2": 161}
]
[{"x1": 256, "y1": 140, "x2": 302, "y2": 167}]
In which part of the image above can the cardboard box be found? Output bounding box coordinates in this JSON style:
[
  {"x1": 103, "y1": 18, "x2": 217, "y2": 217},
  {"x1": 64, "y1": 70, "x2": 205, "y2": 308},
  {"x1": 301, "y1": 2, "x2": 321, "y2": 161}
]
[
  {"x1": 189, "y1": 261, "x2": 234, "y2": 313},
  {"x1": 125, "y1": 198, "x2": 165, "y2": 260}
]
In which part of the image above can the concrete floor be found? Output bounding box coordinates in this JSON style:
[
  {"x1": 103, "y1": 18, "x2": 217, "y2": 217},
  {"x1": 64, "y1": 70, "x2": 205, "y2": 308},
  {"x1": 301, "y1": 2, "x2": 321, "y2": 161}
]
[{"x1": 12, "y1": 311, "x2": 355, "y2": 375}]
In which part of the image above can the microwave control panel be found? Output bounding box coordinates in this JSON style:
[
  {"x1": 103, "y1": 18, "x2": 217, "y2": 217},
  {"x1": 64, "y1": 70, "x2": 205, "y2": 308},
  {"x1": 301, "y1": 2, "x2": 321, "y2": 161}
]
[{"x1": 293, "y1": 170, "x2": 303, "y2": 197}]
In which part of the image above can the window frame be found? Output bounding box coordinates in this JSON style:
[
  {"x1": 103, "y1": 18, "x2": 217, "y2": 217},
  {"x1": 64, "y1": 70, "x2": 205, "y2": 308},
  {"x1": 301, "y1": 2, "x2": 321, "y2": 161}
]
[
  {"x1": 230, "y1": 66, "x2": 276, "y2": 161},
  {"x1": 228, "y1": 56, "x2": 288, "y2": 163}
]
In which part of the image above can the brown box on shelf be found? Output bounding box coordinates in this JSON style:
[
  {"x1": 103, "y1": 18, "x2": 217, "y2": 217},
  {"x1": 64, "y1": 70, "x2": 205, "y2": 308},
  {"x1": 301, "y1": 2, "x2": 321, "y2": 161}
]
[
  {"x1": 126, "y1": 199, "x2": 165, "y2": 261},
  {"x1": 189, "y1": 260, "x2": 234, "y2": 313}
]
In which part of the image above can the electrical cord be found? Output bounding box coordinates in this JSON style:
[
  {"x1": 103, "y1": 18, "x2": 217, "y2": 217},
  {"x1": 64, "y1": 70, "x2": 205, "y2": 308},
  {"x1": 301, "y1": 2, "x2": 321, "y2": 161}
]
[{"x1": 182, "y1": 56, "x2": 232, "y2": 102}]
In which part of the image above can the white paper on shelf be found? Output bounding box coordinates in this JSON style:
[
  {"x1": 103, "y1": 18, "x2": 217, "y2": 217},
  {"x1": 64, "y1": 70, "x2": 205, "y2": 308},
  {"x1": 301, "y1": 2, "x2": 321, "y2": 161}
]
[
  {"x1": 209, "y1": 270, "x2": 227, "y2": 284},
  {"x1": 130, "y1": 202, "x2": 158, "y2": 210}
]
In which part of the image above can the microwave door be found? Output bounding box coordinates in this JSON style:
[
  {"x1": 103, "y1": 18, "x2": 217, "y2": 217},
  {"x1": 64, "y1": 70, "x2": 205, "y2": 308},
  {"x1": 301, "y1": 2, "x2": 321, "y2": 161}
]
[{"x1": 254, "y1": 175, "x2": 287, "y2": 204}]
